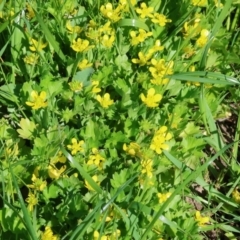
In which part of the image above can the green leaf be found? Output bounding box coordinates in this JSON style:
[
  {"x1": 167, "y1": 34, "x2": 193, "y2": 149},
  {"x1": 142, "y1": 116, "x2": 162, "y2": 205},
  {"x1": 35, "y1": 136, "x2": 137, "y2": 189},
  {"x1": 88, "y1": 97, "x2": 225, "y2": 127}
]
[
  {"x1": 181, "y1": 136, "x2": 205, "y2": 151},
  {"x1": 72, "y1": 68, "x2": 94, "y2": 87},
  {"x1": 115, "y1": 55, "x2": 132, "y2": 71},
  {"x1": 115, "y1": 78, "x2": 130, "y2": 93},
  {"x1": 0, "y1": 84, "x2": 19, "y2": 105},
  {"x1": 0, "y1": 207, "x2": 25, "y2": 233},
  {"x1": 105, "y1": 131, "x2": 128, "y2": 148},
  {"x1": 85, "y1": 119, "x2": 96, "y2": 140},
  {"x1": 179, "y1": 122, "x2": 200, "y2": 138},
  {"x1": 118, "y1": 19, "x2": 149, "y2": 31},
  {"x1": 40, "y1": 76, "x2": 63, "y2": 96},
  {"x1": 43, "y1": 184, "x2": 61, "y2": 200},
  {"x1": 111, "y1": 169, "x2": 129, "y2": 189},
  {"x1": 17, "y1": 118, "x2": 36, "y2": 140},
  {"x1": 0, "y1": 119, "x2": 16, "y2": 139},
  {"x1": 34, "y1": 135, "x2": 49, "y2": 148}
]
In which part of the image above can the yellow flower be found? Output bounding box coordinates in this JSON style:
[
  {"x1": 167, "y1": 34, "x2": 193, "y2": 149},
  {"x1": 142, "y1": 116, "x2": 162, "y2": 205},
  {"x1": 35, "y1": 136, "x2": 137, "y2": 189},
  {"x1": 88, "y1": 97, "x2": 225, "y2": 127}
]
[
  {"x1": 141, "y1": 159, "x2": 153, "y2": 178},
  {"x1": 140, "y1": 88, "x2": 162, "y2": 108},
  {"x1": 149, "y1": 59, "x2": 174, "y2": 79},
  {"x1": 91, "y1": 81, "x2": 101, "y2": 93},
  {"x1": 150, "y1": 126, "x2": 172, "y2": 154},
  {"x1": 196, "y1": 29, "x2": 210, "y2": 47},
  {"x1": 169, "y1": 113, "x2": 182, "y2": 129},
  {"x1": 120, "y1": 0, "x2": 137, "y2": 6},
  {"x1": 100, "y1": 3, "x2": 122, "y2": 22},
  {"x1": 157, "y1": 192, "x2": 171, "y2": 203},
  {"x1": 89, "y1": 19, "x2": 98, "y2": 28},
  {"x1": 191, "y1": 0, "x2": 207, "y2": 7},
  {"x1": 41, "y1": 226, "x2": 58, "y2": 240},
  {"x1": 67, "y1": 138, "x2": 85, "y2": 155},
  {"x1": 26, "y1": 90, "x2": 48, "y2": 110},
  {"x1": 29, "y1": 38, "x2": 47, "y2": 52},
  {"x1": 130, "y1": 29, "x2": 153, "y2": 46},
  {"x1": 28, "y1": 174, "x2": 47, "y2": 191},
  {"x1": 68, "y1": 81, "x2": 83, "y2": 92},
  {"x1": 71, "y1": 38, "x2": 94, "y2": 52},
  {"x1": 123, "y1": 142, "x2": 141, "y2": 157},
  {"x1": 98, "y1": 21, "x2": 113, "y2": 34},
  {"x1": 139, "y1": 176, "x2": 154, "y2": 189},
  {"x1": 147, "y1": 40, "x2": 164, "y2": 56},
  {"x1": 96, "y1": 93, "x2": 114, "y2": 108},
  {"x1": 48, "y1": 164, "x2": 66, "y2": 179},
  {"x1": 23, "y1": 53, "x2": 39, "y2": 65},
  {"x1": 78, "y1": 59, "x2": 93, "y2": 70},
  {"x1": 118, "y1": 0, "x2": 137, "y2": 11},
  {"x1": 93, "y1": 230, "x2": 108, "y2": 240},
  {"x1": 136, "y1": 2, "x2": 154, "y2": 18},
  {"x1": 111, "y1": 229, "x2": 121, "y2": 238},
  {"x1": 151, "y1": 13, "x2": 171, "y2": 27},
  {"x1": 50, "y1": 151, "x2": 67, "y2": 164},
  {"x1": 87, "y1": 148, "x2": 105, "y2": 170},
  {"x1": 150, "y1": 76, "x2": 170, "y2": 85},
  {"x1": 86, "y1": 27, "x2": 101, "y2": 42},
  {"x1": 149, "y1": 58, "x2": 173, "y2": 85},
  {"x1": 85, "y1": 175, "x2": 99, "y2": 191},
  {"x1": 182, "y1": 45, "x2": 196, "y2": 58},
  {"x1": 195, "y1": 211, "x2": 210, "y2": 226},
  {"x1": 101, "y1": 34, "x2": 115, "y2": 48},
  {"x1": 4, "y1": 139, "x2": 19, "y2": 157},
  {"x1": 66, "y1": 21, "x2": 82, "y2": 34},
  {"x1": 232, "y1": 189, "x2": 240, "y2": 203},
  {"x1": 0, "y1": 8, "x2": 14, "y2": 20},
  {"x1": 214, "y1": 0, "x2": 223, "y2": 8},
  {"x1": 132, "y1": 52, "x2": 151, "y2": 66},
  {"x1": 26, "y1": 3, "x2": 35, "y2": 19},
  {"x1": 183, "y1": 18, "x2": 201, "y2": 39},
  {"x1": 26, "y1": 192, "x2": 38, "y2": 212}
]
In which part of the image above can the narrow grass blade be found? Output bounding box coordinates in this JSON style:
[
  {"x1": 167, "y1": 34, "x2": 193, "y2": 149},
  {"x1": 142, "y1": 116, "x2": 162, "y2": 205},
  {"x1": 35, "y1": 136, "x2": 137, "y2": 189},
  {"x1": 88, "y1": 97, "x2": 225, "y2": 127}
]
[
  {"x1": 61, "y1": 147, "x2": 103, "y2": 194},
  {"x1": 101, "y1": 174, "x2": 138, "y2": 212},
  {"x1": 69, "y1": 200, "x2": 103, "y2": 240},
  {"x1": 118, "y1": 19, "x2": 149, "y2": 31},
  {"x1": 9, "y1": 165, "x2": 38, "y2": 240},
  {"x1": 199, "y1": 86, "x2": 225, "y2": 151},
  {"x1": 0, "y1": 20, "x2": 10, "y2": 33},
  {"x1": 167, "y1": 71, "x2": 240, "y2": 85},
  {"x1": 232, "y1": 109, "x2": 240, "y2": 162},
  {"x1": 163, "y1": 150, "x2": 183, "y2": 169},
  {"x1": 0, "y1": 84, "x2": 19, "y2": 104},
  {"x1": 199, "y1": 0, "x2": 233, "y2": 69},
  {"x1": 35, "y1": 11, "x2": 66, "y2": 63}
]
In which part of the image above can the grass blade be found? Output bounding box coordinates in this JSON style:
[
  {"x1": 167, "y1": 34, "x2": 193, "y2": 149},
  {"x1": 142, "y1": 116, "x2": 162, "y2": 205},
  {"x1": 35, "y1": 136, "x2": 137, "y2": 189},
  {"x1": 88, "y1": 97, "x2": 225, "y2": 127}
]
[
  {"x1": 167, "y1": 71, "x2": 240, "y2": 85},
  {"x1": 61, "y1": 147, "x2": 103, "y2": 194},
  {"x1": 9, "y1": 165, "x2": 38, "y2": 240},
  {"x1": 34, "y1": 11, "x2": 66, "y2": 63},
  {"x1": 118, "y1": 19, "x2": 149, "y2": 31},
  {"x1": 199, "y1": 0, "x2": 233, "y2": 69}
]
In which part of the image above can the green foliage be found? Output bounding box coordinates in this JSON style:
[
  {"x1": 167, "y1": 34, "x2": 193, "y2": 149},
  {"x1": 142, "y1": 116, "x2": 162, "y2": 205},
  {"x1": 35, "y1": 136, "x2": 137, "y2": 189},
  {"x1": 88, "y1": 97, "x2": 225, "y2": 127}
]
[{"x1": 0, "y1": 0, "x2": 240, "y2": 239}]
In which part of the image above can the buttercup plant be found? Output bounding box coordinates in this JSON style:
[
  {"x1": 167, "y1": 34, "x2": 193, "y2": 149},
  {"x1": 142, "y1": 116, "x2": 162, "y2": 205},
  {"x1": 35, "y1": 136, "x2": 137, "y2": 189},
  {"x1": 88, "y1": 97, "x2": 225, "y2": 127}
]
[{"x1": 0, "y1": 0, "x2": 239, "y2": 239}]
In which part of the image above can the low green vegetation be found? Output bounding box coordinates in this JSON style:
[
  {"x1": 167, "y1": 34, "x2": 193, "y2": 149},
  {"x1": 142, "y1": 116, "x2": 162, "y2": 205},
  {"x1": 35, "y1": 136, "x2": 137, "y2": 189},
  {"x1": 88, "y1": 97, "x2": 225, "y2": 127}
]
[{"x1": 0, "y1": 0, "x2": 240, "y2": 239}]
